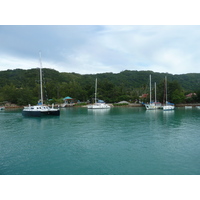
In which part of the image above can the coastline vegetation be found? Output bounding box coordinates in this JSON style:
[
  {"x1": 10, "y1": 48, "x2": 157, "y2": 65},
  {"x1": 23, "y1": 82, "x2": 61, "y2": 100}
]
[
  {"x1": 113, "y1": 103, "x2": 129, "y2": 106},
  {"x1": 1, "y1": 68, "x2": 200, "y2": 106}
]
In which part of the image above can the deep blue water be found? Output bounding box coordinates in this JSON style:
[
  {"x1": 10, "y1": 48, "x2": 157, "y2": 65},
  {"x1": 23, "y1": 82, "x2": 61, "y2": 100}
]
[{"x1": 1, "y1": 107, "x2": 200, "y2": 175}]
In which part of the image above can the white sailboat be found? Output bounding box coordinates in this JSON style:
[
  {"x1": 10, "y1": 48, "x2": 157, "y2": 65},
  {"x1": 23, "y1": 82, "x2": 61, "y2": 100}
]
[
  {"x1": 145, "y1": 75, "x2": 161, "y2": 110},
  {"x1": 154, "y1": 82, "x2": 162, "y2": 109},
  {"x1": 87, "y1": 78, "x2": 110, "y2": 109},
  {"x1": 22, "y1": 53, "x2": 60, "y2": 117},
  {"x1": 163, "y1": 76, "x2": 175, "y2": 111}
]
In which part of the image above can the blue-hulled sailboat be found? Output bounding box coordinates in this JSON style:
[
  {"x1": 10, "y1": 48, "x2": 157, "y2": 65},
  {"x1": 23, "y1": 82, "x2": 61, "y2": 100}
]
[{"x1": 22, "y1": 53, "x2": 60, "y2": 117}]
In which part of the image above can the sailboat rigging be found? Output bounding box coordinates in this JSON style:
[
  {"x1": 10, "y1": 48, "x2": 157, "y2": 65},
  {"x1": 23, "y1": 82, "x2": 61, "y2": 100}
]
[
  {"x1": 145, "y1": 75, "x2": 161, "y2": 110},
  {"x1": 163, "y1": 76, "x2": 175, "y2": 111},
  {"x1": 22, "y1": 53, "x2": 60, "y2": 117},
  {"x1": 87, "y1": 78, "x2": 110, "y2": 109}
]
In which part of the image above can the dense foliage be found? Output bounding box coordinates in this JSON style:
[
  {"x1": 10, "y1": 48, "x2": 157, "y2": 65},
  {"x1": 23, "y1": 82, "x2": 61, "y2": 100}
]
[{"x1": 1, "y1": 68, "x2": 200, "y2": 105}]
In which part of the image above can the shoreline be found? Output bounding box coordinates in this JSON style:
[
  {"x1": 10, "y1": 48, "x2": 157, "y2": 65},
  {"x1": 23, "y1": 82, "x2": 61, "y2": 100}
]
[
  {"x1": 175, "y1": 103, "x2": 200, "y2": 107},
  {"x1": 3, "y1": 103, "x2": 200, "y2": 109}
]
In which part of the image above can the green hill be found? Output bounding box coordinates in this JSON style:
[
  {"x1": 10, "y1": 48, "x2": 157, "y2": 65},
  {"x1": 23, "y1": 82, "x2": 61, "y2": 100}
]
[{"x1": 1, "y1": 68, "x2": 200, "y2": 105}]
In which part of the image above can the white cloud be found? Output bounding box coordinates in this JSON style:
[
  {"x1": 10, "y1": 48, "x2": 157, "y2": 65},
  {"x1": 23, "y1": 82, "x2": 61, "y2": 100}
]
[
  {"x1": 1, "y1": 25, "x2": 200, "y2": 75},
  {"x1": 151, "y1": 49, "x2": 186, "y2": 74},
  {"x1": 0, "y1": 54, "x2": 58, "y2": 71}
]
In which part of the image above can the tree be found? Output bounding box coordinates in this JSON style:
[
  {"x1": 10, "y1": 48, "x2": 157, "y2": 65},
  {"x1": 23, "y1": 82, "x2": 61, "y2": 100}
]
[
  {"x1": 171, "y1": 89, "x2": 185, "y2": 104},
  {"x1": 168, "y1": 81, "x2": 184, "y2": 103}
]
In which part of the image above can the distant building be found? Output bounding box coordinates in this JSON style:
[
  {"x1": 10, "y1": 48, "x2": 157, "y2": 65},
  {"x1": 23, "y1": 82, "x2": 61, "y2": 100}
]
[
  {"x1": 63, "y1": 96, "x2": 74, "y2": 104},
  {"x1": 61, "y1": 96, "x2": 74, "y2": 107},
  {"x1": 186, "y1": 93, "x2": 196, "y2": 98},
  {"x1": 139, "y1": 94, "x2": 148, "y2": 103},
  {"x1": 139, "y1": 94, "x2": 148, "y2": 98}
]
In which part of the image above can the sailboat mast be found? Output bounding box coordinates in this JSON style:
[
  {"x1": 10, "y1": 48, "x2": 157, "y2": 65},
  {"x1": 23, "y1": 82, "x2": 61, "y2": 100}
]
[
  {"x1": 155, "y1": 82, "x2": 157, "y2": 104},
  {"x1": 95, "y1": 78, "x2": 97, "y2": 104},
  {"x1": 165, "y1": 76, "x2": 167, "y2": 104},
  {"x1": 39, "y1": 52, "x2": 43, "y2": 105},
  {"x1": 149, "y1": 74, "x2": 151, "y2": 104}
]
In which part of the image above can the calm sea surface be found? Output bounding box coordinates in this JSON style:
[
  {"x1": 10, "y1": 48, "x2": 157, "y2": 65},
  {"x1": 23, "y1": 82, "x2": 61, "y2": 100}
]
[{"x1": 1, "y1": 107, "x2": 200, "y2": 175}]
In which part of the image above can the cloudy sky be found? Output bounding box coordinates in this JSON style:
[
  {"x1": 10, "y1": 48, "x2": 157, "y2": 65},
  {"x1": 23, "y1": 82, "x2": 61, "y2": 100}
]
[{"x1": 1, "y1": 25, "x2": 200, "y2": 75}]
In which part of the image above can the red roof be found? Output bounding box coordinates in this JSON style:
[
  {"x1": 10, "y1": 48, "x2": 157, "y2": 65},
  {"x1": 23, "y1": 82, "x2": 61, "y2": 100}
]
[
  {"x1": 186, "y1": 93, "x2": 196, "y2": 98},
  {"x1": 140, "y1": 94, "x2": 148, "y2": 98}
]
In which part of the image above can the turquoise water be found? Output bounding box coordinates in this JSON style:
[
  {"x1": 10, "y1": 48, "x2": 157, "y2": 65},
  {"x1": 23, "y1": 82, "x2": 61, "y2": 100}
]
[{"x1": 1, "y1": 107, "x2": 200, "y2": 175}]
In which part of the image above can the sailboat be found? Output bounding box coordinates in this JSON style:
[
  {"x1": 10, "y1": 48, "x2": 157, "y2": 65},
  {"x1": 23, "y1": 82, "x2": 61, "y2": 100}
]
[
  {"x1": 163, "y1": 76, "x2": 175, "y2": 111},
  {"x1": 87, "y1": 78, "x2": 110, "y2": 109},
  {"x1": 145, "y1": 75, "x2": 161, "y2": 110},
  {"x1": 22, "y1": 53, "x2": 60, "y2": 117},
  {"x1": 0, "y1": 106, "x2": 5, "y2": 110}
]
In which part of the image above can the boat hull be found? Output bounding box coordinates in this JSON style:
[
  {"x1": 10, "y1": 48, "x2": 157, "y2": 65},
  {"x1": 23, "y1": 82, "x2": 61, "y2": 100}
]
[
  {"x1": 163, "y1": 105, "x2": 175, "y2": 111},
  {"x1": 22, "y1": 110, "x2": 60, "y2": 117},
  {"x1": 145, "y1": 104, "x2": 162, "y2": 110},
  {"x1": 87, "y1": 103, "x2": 110, "y2": 109}
]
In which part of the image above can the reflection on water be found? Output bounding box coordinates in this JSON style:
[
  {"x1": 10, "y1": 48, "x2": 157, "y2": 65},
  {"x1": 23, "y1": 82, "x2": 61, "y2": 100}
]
[
  {"x1": 87, "y1": 108, "x2": 110, "y2": 115},
  {"x1": 163, "y1": 110, "x2": 175, "y2": 115}
]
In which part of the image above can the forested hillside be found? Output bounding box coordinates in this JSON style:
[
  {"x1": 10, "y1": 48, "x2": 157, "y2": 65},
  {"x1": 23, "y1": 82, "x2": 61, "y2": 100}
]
[{"x1": 1, "y1": 68, "x2": 200, "y2": 105}]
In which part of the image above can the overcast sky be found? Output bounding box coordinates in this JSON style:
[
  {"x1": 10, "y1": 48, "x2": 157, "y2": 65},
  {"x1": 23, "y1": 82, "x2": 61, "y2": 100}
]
[
  {"x1": 1, "y1": 0, "x2": 200, "y2": 76},
  {"x1": 1, "y1": 25, "x2": 200, "y2": 75}
]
